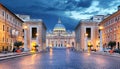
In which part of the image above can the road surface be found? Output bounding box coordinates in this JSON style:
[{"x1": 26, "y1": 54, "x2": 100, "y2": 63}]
[{"x1": 0, "y1": 48, "x2": 120, "y2": 69}]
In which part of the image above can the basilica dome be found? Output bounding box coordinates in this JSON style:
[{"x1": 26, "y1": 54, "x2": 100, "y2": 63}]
[{"x1": 53, "y1": 19, "x2": 66, "y2": 32}]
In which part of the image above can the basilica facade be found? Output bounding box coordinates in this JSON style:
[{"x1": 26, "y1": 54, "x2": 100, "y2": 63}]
[{"x1": 46, "y1": 19, "x2": 75, "y2": 48}]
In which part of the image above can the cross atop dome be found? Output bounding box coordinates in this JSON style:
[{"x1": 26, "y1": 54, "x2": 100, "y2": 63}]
[{"x1": 58, "y1": 18, "x2": 61, "y2": 23}]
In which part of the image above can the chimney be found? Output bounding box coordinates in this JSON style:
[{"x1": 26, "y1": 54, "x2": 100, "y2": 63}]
[{"x1": 118, "y1": 5, "x2": 120, "y2": 11}]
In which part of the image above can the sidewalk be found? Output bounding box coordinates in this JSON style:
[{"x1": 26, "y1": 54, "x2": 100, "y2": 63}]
[
  {"x1": 0, "y1": 52, "x2": 31, "y2": 61},
  {"x1": 74, "y1": 49, "x2": 120, "y2": 58},
  {"x1": 90, "y1": 51, "x2": 120, "y2": 58},
  {"x1": 0, "y1": 50, "x2": 47, "y2": 61}
]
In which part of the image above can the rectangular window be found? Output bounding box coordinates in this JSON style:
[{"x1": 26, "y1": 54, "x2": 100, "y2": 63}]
[
  {"x1": 32, "y1": 27, "x2": 37, "y2": 38},
  {"x1": 7, "y1": 14, "x2": 8, "y2": 19},
  {"x1": 7, "y1": 27, "x2": 9, "y2": 32},
  {"x1": 10, "y1": 16, "x2": 12, "y2": 21},
  {"x1": 3, "y1": 25, "x2": 4, "y2": 31},
  {"x1": 86, "y1": 28, "x2": 91, "y2": 38},
  {"x1": 3, "y1": 37, "x2": 4, "y2": 42},
  {"x1": 2, "y1": 11, "x2": 4, "y2": 16},
  {"x1": 7, "y1": 38, "x2": 8, "y2": 42},
  {"x1": 22, "y1": 29, "x2": 24, "y2": 32}
]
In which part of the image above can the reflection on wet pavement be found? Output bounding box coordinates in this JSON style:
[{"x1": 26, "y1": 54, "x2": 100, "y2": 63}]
[{"x1": 0, "y1": 48, "x2": 120, "y2": 69}]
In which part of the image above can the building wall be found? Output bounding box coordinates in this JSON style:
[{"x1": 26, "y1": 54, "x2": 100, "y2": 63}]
[
  {"x1": 75, "y1": 24, "x2": 80, "y2": 51},
  {"x1": 0, "y1": 4, "x2": 23, "y2": 52},
  {"x1": 23, "y1": 21, "x2": 46, "y2": 51},
  {"x1": 41, "y1": 24, "x2": 46, "y2": 50},
  {"x1": 100, "y1": 10, "x2": 120, "y2": 49},
  {"x1": 75, "y1": 21, "x2": 99, "y2": 51},
  {"x1": 46, "y1": 31, "x2": 75, "y2": 48}
]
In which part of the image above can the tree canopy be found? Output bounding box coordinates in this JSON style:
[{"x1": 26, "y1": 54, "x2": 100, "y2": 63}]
[
  {"x1": 108, "y1": 41, "x2": 116, "y2": 49},
  {"x1": 14, "y1": 41, "x2": 24, "y2": 47}
]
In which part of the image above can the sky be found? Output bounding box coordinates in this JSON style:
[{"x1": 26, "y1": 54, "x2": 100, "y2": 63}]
[{"x1": 0, "y1": 0, "x2": 120, "y2": 30}]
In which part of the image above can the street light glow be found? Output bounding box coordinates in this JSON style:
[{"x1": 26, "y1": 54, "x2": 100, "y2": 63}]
[
  {"x1": 24, "y1": 25, "x2": 28, "y2": 29},
  {"x1": 36, "y1": 33, "x2": 39, "y2": 36},
  {"x1": 85, "y1": 33, "x2": 88, "y2": 36},
  {"x1": 99, "y1": 26, "x2": 103, "y2": 30}
]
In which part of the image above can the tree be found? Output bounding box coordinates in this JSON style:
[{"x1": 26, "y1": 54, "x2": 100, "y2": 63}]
[
  {"x1": 14, "y1": 41, "x2": 24, "y2": 49},
  {"x1": 108, "y1": 41, "x2": 116, "y2": 50}
]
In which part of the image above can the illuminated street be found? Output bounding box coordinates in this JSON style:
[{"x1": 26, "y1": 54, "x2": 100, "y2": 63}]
[{"x1": 0, "y1": 48, "x2": 120, "y2": 69}]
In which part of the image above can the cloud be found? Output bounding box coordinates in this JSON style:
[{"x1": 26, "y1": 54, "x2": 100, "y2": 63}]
[
  {"x1": 67, "y1": 0, "x2": 120, "y2": 20},
  {"x1": 77, "y1": 0, "x2": 93, "y2": 8},
  {"x1": 0, "y1": 0, "x2": 120, "y2": 30},
  {"x1": 84, "y1": 1, "x2": 100, "y2": 13}
]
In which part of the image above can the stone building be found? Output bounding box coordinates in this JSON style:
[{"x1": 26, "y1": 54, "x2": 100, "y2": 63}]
[
  {"x1": 0, "y1": 4, "x2": 23, "y2": 52},
  {"x1": 23, "y1": 19, "x2": 47, "y2": 51},
  {"x1": 75, "y1": 19, "x2": 99, "y2": 51},
  {"x1": 46, "y1": 19, "x2": 75, "y2": 48},
  {"x1": 99, "y1": 6, "x2": 120, "y2": 49}
]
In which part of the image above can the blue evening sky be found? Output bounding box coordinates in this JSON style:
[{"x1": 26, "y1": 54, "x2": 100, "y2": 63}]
[{"x1": 0, "y1": 0, "x2": 120, "y2": 30}]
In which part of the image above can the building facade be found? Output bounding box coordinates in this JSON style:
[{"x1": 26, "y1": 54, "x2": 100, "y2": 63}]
[
  {"x1": 16, "y1": 14, "x2": 30, "y2": 21},
  {"x1": 75, "y1": 19, "x2": 100, "y2": 51},
  {"x1": 0, "y1": 4, "x2": 23, "y2": 52},
  {"x1": 91, "y1": 15, "x2": 105, "y2": 22},
  {"x1": 23, "y1": 19, "x2": 47, "y2": 51},
  {"x1": 46, "y1": 19, "x2": 75, "y2": 48},
  {"x1": 100, "y1": 6, "x2": 120, "y2": 49}
]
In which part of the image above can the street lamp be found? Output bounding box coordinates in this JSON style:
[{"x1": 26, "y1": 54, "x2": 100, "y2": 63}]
[
  {"x1": 23, "y1": 25, "x2": 28, "y2": 52},
  {"x1": 36, "y1": 33, "x2": 39, "y2": 36},
  {"x1": 99, "y1": 26, "x2": 103, "y2": 51},
  {"x1": 88, "y1": 41, "x2": 91, "y2": 53}
]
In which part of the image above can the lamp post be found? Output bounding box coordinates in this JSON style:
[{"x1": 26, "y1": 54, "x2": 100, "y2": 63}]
[
  {"x1": 88, "y1": 41, "x2": 91, "y2": 53},
  {"x1": 85, "y1": 33, "x2": 88, "y2": 51},
  {"x1": 99, "y1": 26, "x2": 103, "y2": 51},
  {"x1": 23, "y1": 25, "x2": 28, "y2": 52}
]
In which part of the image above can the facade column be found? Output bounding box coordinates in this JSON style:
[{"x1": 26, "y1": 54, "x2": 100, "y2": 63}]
[
  {"x1": 48, "y1": 39, "x2": 50, "y2": 47},
  {"x1": 46, "y1": 39, "x2": 48, "y2": 47},
  {"x1": 85, "y1": 36, "x2": 88, "y2": 50},
  {"x1": 63, "y1": 40, "x2": 64, "y2": 47},
  {"x1": 54, "y1": 41, "x2": 55, "y2": 47},
  {"x1": 60, "y1": 40, "x2": 62, "y2": 47},
  {"x1": 24, "y1": 28, "x2": 28, "y2": 51},
  {"x1": 99, "y1": 29, "x2": 103, "y2": 51},
  {"x1": 50, "y1": 39, "x2": 51, "y2": 47},
  {"x1": 36, "y1": 27, "x2": 40, "y2": 51},
  {"x1": 84, "y1": 33, "x2": 88, "y2": 51},
  {"x1": 57, "y1": 41, "x2": 58, "y2": 47}
]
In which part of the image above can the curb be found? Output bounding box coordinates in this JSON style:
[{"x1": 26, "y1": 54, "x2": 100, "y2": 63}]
[
  {"x1": 0, "y1": 52, "x2": 31, "y2": 61},
  {"x1": 0, "y1": 51, "x2": 48, "y2": 61},
  {"x1": 90, "y1": 52, "x2": 120, "y2": 58},
  {"x1": 73, "y1": 50, "x2": 120, "y2": 58}
]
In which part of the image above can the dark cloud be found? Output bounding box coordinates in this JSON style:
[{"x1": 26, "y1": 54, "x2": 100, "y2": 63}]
[
  {"x1": 0, "y1": 0, "x2": 119, "y2": 30},
  {"x1": 77, "y1": 0, "x2": 93, "y2": 8}
]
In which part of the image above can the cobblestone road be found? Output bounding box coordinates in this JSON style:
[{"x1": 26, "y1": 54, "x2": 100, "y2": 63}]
[{"x1": 0, "y1": 48, "x2": 120, "y2": 69}]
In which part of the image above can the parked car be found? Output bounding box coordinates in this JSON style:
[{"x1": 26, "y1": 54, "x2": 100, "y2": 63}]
[
  {"x1": 104, "y1": 48, "x2": 111, "y2": 52},
  {"x1": 113, "y1": 49, "x2": 120, "y2": 54}
]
